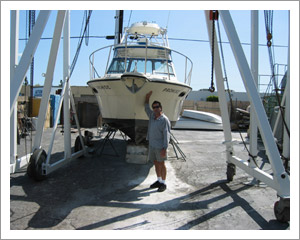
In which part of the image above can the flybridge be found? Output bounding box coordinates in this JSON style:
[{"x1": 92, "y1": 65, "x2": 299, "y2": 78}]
[{"x1": 120, "y1": 22, "x2": 170, "y2": 48}]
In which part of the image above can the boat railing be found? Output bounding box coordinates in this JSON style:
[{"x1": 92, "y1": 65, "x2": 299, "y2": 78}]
[{"x1": 89, "y1": 44, "x2": 193, "y2": 86}]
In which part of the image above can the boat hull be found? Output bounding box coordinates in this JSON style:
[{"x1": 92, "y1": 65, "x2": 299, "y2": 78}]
[{"x1": 88, "y1": 76, "x2": 191, "y2": 143}]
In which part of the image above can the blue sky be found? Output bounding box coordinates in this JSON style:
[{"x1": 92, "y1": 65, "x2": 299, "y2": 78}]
[{"x1": 14, "y1": 8, "x2": 290, "y2": 92}]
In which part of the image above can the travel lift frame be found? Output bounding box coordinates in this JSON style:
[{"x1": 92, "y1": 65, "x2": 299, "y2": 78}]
[
  {"x1": 205, "y1": 10, "x2": 290, "y2": 222},
  {"x1": 10, "y1": 10, "x2": 290, "y2": 222},
  {"x1": 10, "y1": 10, "x2": 87, "y2": 179}
]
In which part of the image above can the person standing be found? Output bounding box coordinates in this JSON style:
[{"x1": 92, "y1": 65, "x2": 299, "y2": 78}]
[{"x1": 144, "y1": 91, "x2": 171, "y2": 192}]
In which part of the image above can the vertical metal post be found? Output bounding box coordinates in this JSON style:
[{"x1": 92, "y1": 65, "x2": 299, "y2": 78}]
[
  {"x1": 10, "y1": 10, "x2": 19, "y2": 165},
  {"x1": 282, "y1": 11, "x2": 290, "y2": 160},
  {"x1": 114, "y1": 10, "x2": 123, "y2": 45},
  {"x1": 250, "y1": 10, "x2": 259, "y2": 162},
  {"x1": 63, "y1": 10, "x2": 71, "y2": 159},
  {"x1": 33, "y1": 11, "x2": 66, "y2": 151},
  {"x1": 205, "y1": 11, "x2": 234, "y2": 160},
  {"x1": 145, "y1": 38, "x2": 148, "y2": 74},
  {"x1": 219, "y1": 10, "x2": 289, "y2": 197},
  {"x1": 10, "y1": 10, "x2": 50, "y2": 116}
]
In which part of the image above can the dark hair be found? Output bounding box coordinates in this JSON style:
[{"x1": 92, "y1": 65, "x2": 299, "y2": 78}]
[{"x1": 152, "y1": 100, "x2": 162, "y2": 110}]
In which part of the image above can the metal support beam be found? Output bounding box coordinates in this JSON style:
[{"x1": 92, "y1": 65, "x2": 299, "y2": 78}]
[
  {"x1": 33, "y1": 11, "x2": 66, "y2": 152},
  {"x1": 10, "y1": 10, "x2": 50, "y2": 116},
  {"x1": 10, "y1": 10, "x2": 19, "y2": 166},
  {"x1": 272, "y1": 86, "x2": 287, "y2": 136},
  {"x1": 204, "y1": 11, "x2": 234, "y2": 161},
  {"x1": 219, "y1": 10, "x2": 289, "y2": 197},
  {"x1": 63, "y1": 10, "x2": 71, "y2": 159},
  {"x1": 282, "y1": 11, "x2": 290, "y2": 160},
  {"x1": 250, "y1": 10, "x2": 259, "y2": 159}
]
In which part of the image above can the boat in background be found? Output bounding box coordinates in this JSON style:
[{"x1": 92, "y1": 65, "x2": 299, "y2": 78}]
[
  {"x1": 173, "y1": 109, "x2": 223, "y2": 130},
  {"x1": 88, "y1": 21, "x2": 193, "y2": 143}
]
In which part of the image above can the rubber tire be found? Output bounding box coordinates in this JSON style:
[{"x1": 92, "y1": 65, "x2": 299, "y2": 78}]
[
  {"x1": 74, "y1": 136, "x2": 83, "y2": 152},
  {"x1": 274, "y1": 201, "x2": 290, "y2": 223},
  {"x1": 226, "y1": 163, "x2": 236, "y2": 182},
  {"x1": 27, "y1": 149, "x2": 47, "y2": 181}
]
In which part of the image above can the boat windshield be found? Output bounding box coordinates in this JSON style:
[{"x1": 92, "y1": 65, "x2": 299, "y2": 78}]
[{"x1": 107, "y1": 58, "x2": 174, "y2": 76}]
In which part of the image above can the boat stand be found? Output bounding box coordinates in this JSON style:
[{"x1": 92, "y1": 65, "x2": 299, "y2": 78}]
[
  {"x1": 169, "y1": 132, "x2": 186, "y2": 161},
  {"x1": 90, "y1": 126, "x2": 120, "y2": 158},
  {"x1": 205, "y1": 10, "x2": 290, "y2": 222}
]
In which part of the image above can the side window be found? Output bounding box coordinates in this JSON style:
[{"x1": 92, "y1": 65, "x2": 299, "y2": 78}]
[{"x1": 154, "y1": 60, "x2": 174, "y2": 75}]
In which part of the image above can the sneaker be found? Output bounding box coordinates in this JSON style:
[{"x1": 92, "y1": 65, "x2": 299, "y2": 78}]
[
  {"x1": 150, "y1": 180, "x2": 161, "y2": 188},
  {"x1": 157, "y1": 183, "x2": 167, "y2": 192}
]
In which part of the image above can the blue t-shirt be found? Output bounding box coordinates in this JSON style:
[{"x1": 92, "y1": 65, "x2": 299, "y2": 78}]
[{"x1": 145, "y1": 103, "x2": 171, "y2": 149}]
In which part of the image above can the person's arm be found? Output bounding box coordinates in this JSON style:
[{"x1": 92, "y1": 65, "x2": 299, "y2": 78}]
[
  {"x1": 145, "y1": 91, "x2": 152, "y2": 104},
  {"x1": 144, "y1": 91, "x2": 153, "y2": 117}
]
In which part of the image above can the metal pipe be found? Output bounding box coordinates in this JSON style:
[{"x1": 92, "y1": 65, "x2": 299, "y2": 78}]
[
  {"x1": 10, "y1": 10, "x2": 51, "y2": 116},
  {"x1": 46, "y1": 75, "x2": 69, "y2": 164},
  {"x1": 282, "y1": 12, "x2": 290, "y2": 160},
  {"x1": 105, "y1": 46, "x2": 112, "y2": 75},
  {"x1": 205, "y1": 11, "x2": 234, "y2": 160},
  {"x1": 69, "y1": 88, "x2": 85, "y2": 153},
  {"x1": 10, "y1": 10, "x2": 19, "y2": 166},
  {"x1": 145, "y1": 38, "x2": 148, "y2": 74},
  {"x1": 33, "y1": 11, "x2": 66, "y2": 152},
  {"x1": 250, "y1": 10, "x2": 259, "y2": 161},
  {"x1": 63, "y1": 10, "x2": 71, "y2": 159}
]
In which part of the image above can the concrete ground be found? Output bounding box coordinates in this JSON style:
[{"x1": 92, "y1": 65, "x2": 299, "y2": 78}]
[{"x1": 10, "y1": 126, "x2": 290, "y2": 234}]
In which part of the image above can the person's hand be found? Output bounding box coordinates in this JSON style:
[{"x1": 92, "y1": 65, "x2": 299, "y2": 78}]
[
  {"x1": 160, "y1": 148, "x2": 166, "y2": 158},
  {"x1": 145, "y1": 91, "x2": 153, "y2": 103}
]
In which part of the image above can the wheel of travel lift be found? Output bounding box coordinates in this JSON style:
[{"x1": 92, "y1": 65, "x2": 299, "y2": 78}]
[
  {"x1": 75, "y1": 135, "x2": 84, "y2": 152},
  {"x1": 74, "y1": 135, "x2": 87, "y2": 158},
  {"x1": 226, "y1": 163, "x2": 236, "y2": 182},
  {"x1": 27, "y1": 149, "x2": 47, "y2": 181},
  {"x1": 274, "y1": 199, "x2": 290, "y2": 223}
]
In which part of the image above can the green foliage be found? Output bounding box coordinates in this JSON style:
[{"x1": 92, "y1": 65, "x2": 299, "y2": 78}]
[{"x1": 206, "y1": 95, "x2": 219, "y2": 102}]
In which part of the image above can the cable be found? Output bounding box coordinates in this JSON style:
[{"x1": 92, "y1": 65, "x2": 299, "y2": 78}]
[
  {"x1": 84, "y1": 11, "x2": 90, "y2": 46},
  {"x1": 18, "y1": 35, "x2": 288, "y2": 49},
  {"x1": 70, "y1": 10, "x2": 92, "y2": 77}
]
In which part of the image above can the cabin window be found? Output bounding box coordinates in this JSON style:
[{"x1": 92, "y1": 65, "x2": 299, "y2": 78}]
[
  {"x1": 107, "y1": 58, "x2": 174, "y2": 76},
  {"x1": 107, "y1": 59, "x2": 128, "y2": 73},
  {"x1": 127, "y1": 59, "x2": 152, "y2": 73}
]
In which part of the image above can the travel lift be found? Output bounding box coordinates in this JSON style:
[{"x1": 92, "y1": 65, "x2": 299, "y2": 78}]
[
  {"x1": 10, "y1": 10, "x2": 87, "y2": 179},
  {"x1": 10, "y1": 10, "x2": 290, "y2": 222},
  {"x1": 205, "y1": 10, "x2": 290, "y2": 222}
]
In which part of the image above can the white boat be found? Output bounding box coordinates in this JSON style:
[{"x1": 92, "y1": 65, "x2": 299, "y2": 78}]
[
  {"x1": 182, "y1": 109, "x2": 222, "y2": 124},
  {"x1": 87, "y1": 21, "x2": 193, "y2": 143},
  {"x1": 173, "y1": 110, "x2": 223, "y2": 130}
]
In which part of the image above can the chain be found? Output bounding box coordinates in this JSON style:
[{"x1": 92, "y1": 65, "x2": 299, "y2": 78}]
[{"x1": 209, "y1": 12, "x2": 216, "y2": 92}]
